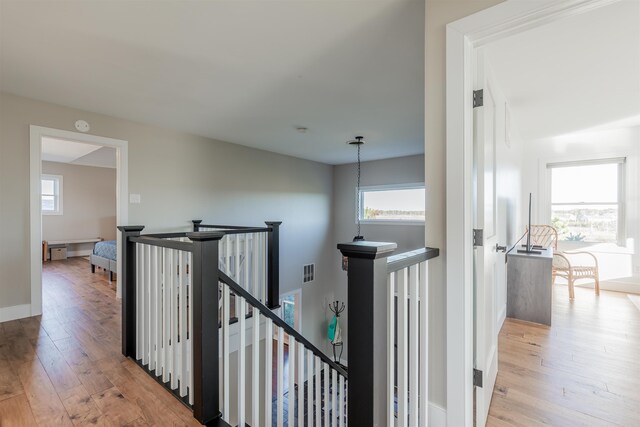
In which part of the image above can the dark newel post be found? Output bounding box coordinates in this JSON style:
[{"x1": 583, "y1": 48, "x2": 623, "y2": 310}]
[
  {"x1": 187, "y1": 231, "x2": 224, "y2": 425},
  {"x1": 192, "y1": 219, "x2": 202, "y2": 232},
  {"x1": 338, "y1": 240, "x2": 397, "y2": 427},
  {"x1": 117, "y1": 225, "x2": 145, "y2": 357},
  {"x1": 265, "y1": 221, "x2": 282, "y2": 309}
]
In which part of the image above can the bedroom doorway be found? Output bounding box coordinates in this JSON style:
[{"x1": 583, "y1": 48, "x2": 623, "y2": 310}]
[{"x1": 29, "y1": 126, "x2": 128, "y2": 316}]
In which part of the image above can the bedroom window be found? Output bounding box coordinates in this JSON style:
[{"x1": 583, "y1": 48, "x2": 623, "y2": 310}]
[
  {"x1": 358, "y1": 183, "x2": 425, "y2": 224},
  {"x1": 548, "y1": 158, "x2": 625, "y2": 243},
  {"x1": 42, "y1": 174, "x2": 63, "y2": 215}
]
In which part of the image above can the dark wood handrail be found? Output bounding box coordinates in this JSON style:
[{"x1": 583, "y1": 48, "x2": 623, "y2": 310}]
[
  {"x1": 130, "y1": 236, "x2": 194, "y2": 252},
  {"x1": 386, "y1": 247, "x2": 439, "y2": 274},
  {"x1": 218, "y1": 270, "x2": 348, "y2": 379}
]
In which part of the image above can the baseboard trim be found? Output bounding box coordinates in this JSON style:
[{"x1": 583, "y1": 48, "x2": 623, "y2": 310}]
[
  {"x1": 67, "y1": 249, "x2": 93, "y2": 258},
  {"x1": 429, "y1": 402, "x2": 447, "y2": 426},
  {"x1": 497, "y1": 305, "x2": 506, "y2": 330},
  {"x1": 0, "y1": 304, "x2": 32, "y2": 322}
]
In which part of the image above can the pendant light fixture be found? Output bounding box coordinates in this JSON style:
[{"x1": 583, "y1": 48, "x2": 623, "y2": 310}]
[
  {"x1": 342, "y1": 136, "x2": 365, "y2": 271},
  {"x1": 348, "y1": 136, "x2": 366, "y2": 242}
]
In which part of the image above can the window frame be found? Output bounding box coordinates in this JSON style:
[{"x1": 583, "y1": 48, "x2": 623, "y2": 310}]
[
  {"x1": 357, "y1": 182, "x2": 426, "y2": 226},
  {"x1": 547, "y1": 158, "x2": 625, "y2": 244},
  {"x1": 41, "y1": 174, "x2": 63, "y2": 216}
]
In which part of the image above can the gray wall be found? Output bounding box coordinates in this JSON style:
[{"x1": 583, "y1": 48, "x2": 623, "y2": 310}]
[
  {"x1": 41, "y1": 161, "x2": 117, "y2": 245},
  {"x1": 0, "y1": 92, "x2": 334, "y2": 350},
  {"x1": 332, "y1": 154, "x2": 425, "y2": 362}
]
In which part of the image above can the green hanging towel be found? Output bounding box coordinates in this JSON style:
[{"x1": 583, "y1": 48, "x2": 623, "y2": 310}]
[{"x1": 327, "y1": 315, "x2": 337, "y2": 341}]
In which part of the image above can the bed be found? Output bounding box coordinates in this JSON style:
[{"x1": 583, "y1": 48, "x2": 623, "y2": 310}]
[{"x1": 90, "y1": 240, "x2": 117, "y2": 282}]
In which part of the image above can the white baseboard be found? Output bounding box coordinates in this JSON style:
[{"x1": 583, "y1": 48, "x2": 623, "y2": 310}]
[
  {"x1": 497, "y1": 305, "x2": 506, "y2": 330},
  {"x1": 67, "y1": 249, "x2": 93, "y2": 258},
  {"x1": 0, "y1": 304, "x2": 32, "y2": 322},
  {"x1": 429, "y1": 402, "x2": 447, "y2": 427}
]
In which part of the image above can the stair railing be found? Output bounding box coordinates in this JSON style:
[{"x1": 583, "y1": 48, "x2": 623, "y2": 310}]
[
  {"x1": 218, "y1": 270, "x2": 347, "y2": 427},
  {"x1": 119, "y1": 225, "x2": 346, "y2": 426},
  {"x1": 338, "y1": 241, "x2": 439, "y2": 427},
  {"x1": 193, "y1": 220, "x2": 281, "y2": 309}
]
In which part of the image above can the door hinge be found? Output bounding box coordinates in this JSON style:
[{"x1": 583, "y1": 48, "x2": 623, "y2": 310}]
[
  {"x1": 473, "y1": 89, "x2": 484, "y2": 108},
  {"x1": 473, "y1": 229, "x2": 484, "y2": 247},
  {"x1": 473, "y1": 368, "x2": 483, "y2": 388}
]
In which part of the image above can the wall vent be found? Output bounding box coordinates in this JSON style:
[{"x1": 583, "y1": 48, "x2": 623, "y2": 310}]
[{"x1": 303, "y1": 263, "x2": 315, "y2": 283}]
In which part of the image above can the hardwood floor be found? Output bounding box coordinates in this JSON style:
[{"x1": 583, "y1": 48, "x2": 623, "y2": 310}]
[
  {"x1": 0, "y1": 258, "x2": 201, "y2": 426},
  {"x1": 487, "y1": 285, "x2": 640, "y2": 427}
]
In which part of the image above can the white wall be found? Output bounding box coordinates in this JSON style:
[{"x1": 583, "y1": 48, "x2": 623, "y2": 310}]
[
  {"x1": 332, "y1": 154, "x2": 426, "y2": 362},
  {"x1": 0, "y1": 92, "x2": 335, "y2": 350},
  {"x1": 522, "y1": 124, "x2": 640, "y2": 292},
  {"x1": 42, "y1": 161, "x2": 117, "y2": 256}
]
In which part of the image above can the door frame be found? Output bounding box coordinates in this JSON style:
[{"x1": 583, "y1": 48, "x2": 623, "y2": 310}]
[
  {"x1": 29, "y1": 125, "x2": 128, "y2": 315},
  {"x1": 444, "y1": 1, "x2": 619, "y2": 426}
]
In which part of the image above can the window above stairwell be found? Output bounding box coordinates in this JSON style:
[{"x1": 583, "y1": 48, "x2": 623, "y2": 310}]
[{"x1": 358, "y1": 183, "x2": 425, "y2": 225}]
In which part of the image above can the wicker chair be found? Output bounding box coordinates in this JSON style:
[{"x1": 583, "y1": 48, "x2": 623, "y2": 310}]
[{"x1": 527, "y1": 225, "x2": 600, "y2": 300}]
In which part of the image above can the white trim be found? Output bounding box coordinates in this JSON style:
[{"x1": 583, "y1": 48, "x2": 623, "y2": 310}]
[
  {"x1": 444, "y1": 1, "x2": 618, "y2": 426},
  {"x1": 429, "y1": 402, "x2": 447, "y2": 427},
  {"x1": 0, "y1": 304, "x2": 32, "y2": 323},
  {"x1": 30, "y1": 126, "x2": 128, "y2": 318}
]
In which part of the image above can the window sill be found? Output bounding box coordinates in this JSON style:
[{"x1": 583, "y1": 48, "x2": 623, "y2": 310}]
[{"x1": 359, "y1": 220, "x2": 425, "y2": 226}]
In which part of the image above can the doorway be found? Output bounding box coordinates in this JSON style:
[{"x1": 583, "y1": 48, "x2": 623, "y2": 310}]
[
  {"x1": 445, "y1": 1, "x2": 632, "y2": 426},
  {"x1": 29, "y1": 126, "x2": 128, "y2": 315}
]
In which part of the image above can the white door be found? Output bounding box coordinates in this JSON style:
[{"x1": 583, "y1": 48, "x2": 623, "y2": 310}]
[{"x1": 473, "y1": 48, "x2": 499, "y2": 427}]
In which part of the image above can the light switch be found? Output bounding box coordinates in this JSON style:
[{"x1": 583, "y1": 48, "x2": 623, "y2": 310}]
[{"x1": 129, "y1": 193, "x2": 141, "y2": 204}]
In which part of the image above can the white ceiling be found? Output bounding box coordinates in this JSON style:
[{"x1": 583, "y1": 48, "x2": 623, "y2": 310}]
[
  {"x1": 0, "y1": 0, "x2": 425, "y2": 165},
  {"x1": 486, "y1": 0, "x2": 640, "y2": 141},
  {"x1": 42, "y1": 137, "x2": 116, "y2": 168}
]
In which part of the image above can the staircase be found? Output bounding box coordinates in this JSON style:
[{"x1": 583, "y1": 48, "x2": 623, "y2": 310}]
[{"x1": 118, "y1": 224, "x2": 438, "y2": 427}]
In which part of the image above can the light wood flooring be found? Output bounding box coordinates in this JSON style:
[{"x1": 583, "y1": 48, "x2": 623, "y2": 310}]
[
  {"x1": 487, "y1": 285, "x2": 640, "y2": 427},
  {"x1": 0, "y1": 258, "x2": 201, "y2": 426}
]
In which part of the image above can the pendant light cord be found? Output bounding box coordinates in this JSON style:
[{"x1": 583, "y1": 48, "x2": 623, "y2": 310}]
[{"x1": 356, "y1": 142, "x2": 362, "y2": 238}]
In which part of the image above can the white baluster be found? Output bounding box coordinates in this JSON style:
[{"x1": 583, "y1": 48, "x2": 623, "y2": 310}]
[
  {"x1": 331, "y1": 369, "x2": 337, "y2": 427},
  {"x1": 143, "y1": 244, "x2": 150, "y2": 365},
  {"x1": 263, "y1": 233, "x2": 268, "y2": 304},
  {"x1": 179, "y1": 251, "x2": 188, "y2": 398},
  {"x1": 223, "y1": 285, "x2": 230, "y2": 421},
  {"x1": 238, "y1": 298, "x2": 246, "y2": 426},
  {"x1": 387, "y1": 271, "x2": 396, "y2": 426},
  {"x1": 339, "y1": 375, "x2": 345, "y2": 427},
  {"x1": 315, "y1": 356, "x2": 321, "y2": 427},
  {"x1": 277, "y1": 328, "x2": 284, "y2": 427},
  {"x1": 170, "y1": 249, "x2": 179, "y2": 390},
  {"x1": 265, "y1": 319, "x2": 273, "y2": 427},
  {"x1": 288, "y1": 336, "x2": 296, "y2": 427},
  {"x1": 252, "y1": 310, "x2": 260, "y2": 427},
  {"x1": 419, "y1": 261, "x2": 429, "y2": 426},
  {"x1": 397, "y1": 267, "x2": 408, "y2": 426},
  {"x1": 235, "y1": 234, "x2": 240, "y2": 282},
  {"x1": 324, "y1": 363, "x2": 329, "y2": 427},
  {"x1": 136, "y1": 243, "x2": 142, "y2": 360},
  {"x1": 149, "y1": 246, "x2": 157, "y2": 372},
  {"x1": 307, "y1": 350, "x2": 314, "y2": 427},
  {"x1": 244, "y1": 234, "x2": 250, "y2": 292},
  {"x1": 155, "y1": 246, "x2": 163, "y2": 376},
  {"x1": 162, "y1": 248, "x2": 170, "y2": 383},
  {"x1": 225, "y1": 235, "x2": 231, "y2": 274},
  {"x1": 409, "y1": 264, "x2": 419, "y2": 427},
  {"x1": 298, "y1": 342, "x2": 305, "y2": 427},
  {"x1": 252, "y1": 233, "x2": 260, "y2": 302}
]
